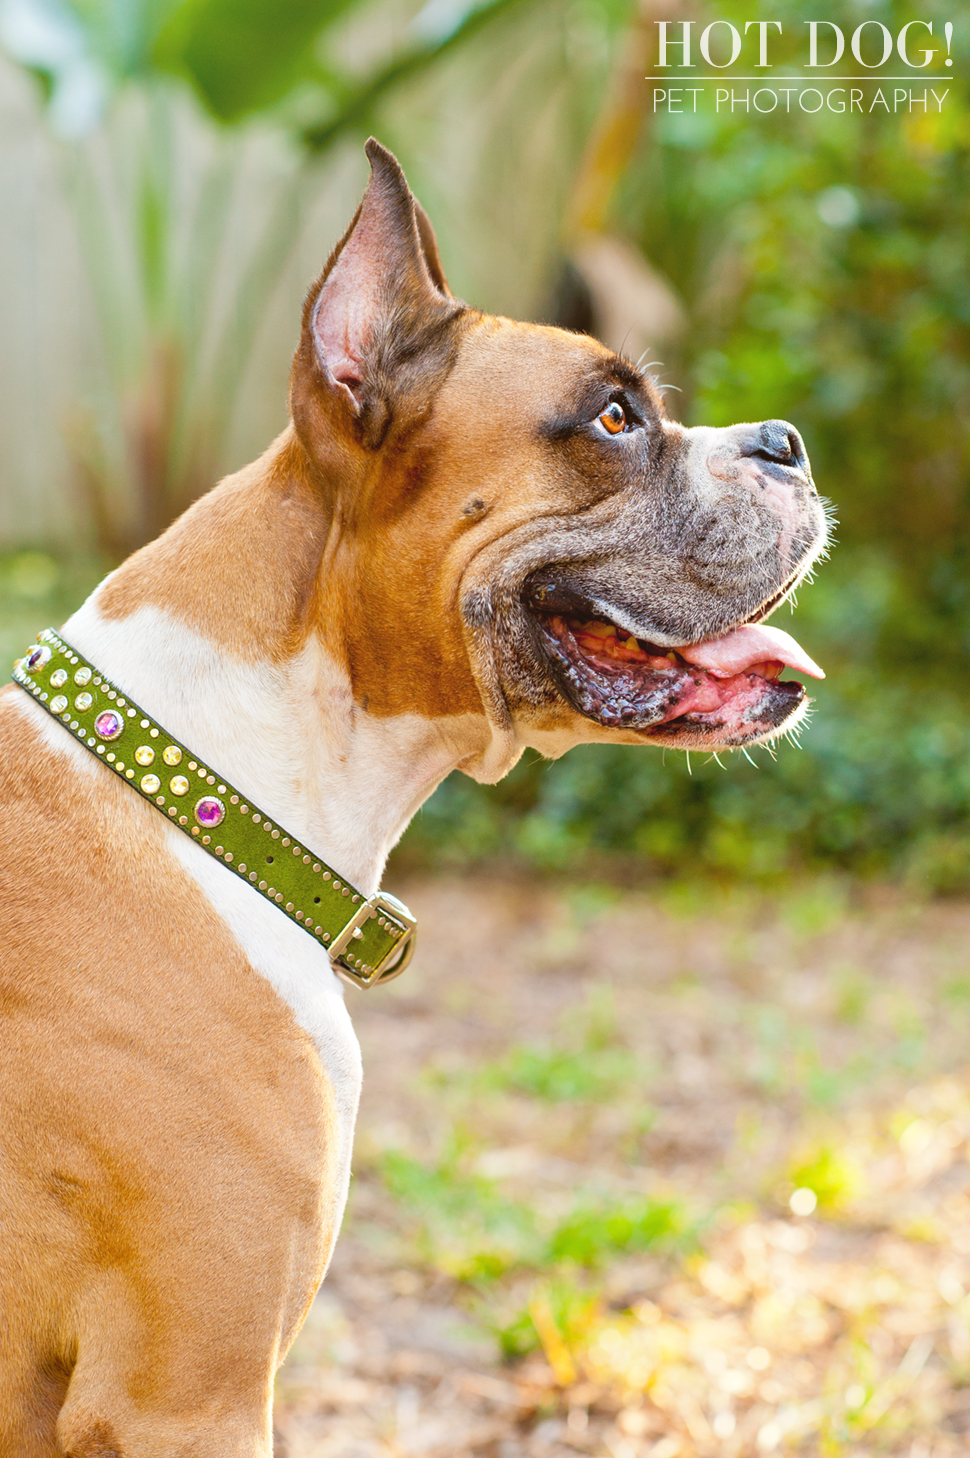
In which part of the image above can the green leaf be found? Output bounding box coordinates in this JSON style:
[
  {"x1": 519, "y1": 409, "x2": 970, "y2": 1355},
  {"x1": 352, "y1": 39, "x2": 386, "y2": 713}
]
[{"x1": 153, "y1": 0, "x2": 349, "y2": 122}]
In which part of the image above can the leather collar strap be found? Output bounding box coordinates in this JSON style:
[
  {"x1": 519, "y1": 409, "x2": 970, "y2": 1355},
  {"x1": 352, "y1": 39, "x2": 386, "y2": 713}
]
[{"x1": 12, "y1": 629, "x2": 416, "y2": 988}]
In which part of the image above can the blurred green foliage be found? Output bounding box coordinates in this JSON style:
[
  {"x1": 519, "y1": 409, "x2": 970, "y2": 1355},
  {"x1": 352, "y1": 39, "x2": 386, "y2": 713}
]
[{"x1": 379, "y1": 1139, "x2": 692, "y2": 1307}]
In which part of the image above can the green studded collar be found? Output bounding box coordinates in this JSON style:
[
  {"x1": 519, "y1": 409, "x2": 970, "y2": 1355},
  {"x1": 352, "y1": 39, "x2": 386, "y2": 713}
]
[{"x1": 12, "y1": 628, "x2": 416, "y2": 988}]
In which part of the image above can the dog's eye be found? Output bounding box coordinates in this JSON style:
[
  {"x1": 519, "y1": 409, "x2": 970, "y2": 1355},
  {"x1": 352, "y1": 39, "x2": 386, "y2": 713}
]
[{"x1": 597, "y1": 401, "x2": 627, "y2": 435}]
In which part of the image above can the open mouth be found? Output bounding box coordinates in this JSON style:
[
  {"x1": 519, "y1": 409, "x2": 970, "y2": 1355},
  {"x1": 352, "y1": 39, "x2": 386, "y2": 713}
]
[{"x1": 532, "y1": 610, "x2": 824, "y2": 747}]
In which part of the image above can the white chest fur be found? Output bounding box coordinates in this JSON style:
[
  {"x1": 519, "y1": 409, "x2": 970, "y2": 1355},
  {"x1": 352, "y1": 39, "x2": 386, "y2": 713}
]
[
  {"x1": 55, "y1": 594, "x2": 491, "y2": 1261},
  {"x1": 165, "y1": 829, "x2": 363, "y2": 1256}
]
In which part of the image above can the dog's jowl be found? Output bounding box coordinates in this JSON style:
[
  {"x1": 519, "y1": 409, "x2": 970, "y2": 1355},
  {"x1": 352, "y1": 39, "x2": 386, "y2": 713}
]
[{"x1": 0, "y1": 141, "x2": 828, "y2": 1456}]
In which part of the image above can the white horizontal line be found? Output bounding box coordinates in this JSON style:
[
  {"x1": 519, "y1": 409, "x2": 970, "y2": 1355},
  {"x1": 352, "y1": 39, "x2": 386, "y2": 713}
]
[{"x1": 646, "y1": 75, "x2": 955, "y2": 81}]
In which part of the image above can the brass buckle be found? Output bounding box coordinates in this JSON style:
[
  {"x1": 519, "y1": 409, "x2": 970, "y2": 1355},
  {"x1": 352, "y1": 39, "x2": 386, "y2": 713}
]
[{"x1": 330, "y1": 891, "x2": 417, "y2": 989}]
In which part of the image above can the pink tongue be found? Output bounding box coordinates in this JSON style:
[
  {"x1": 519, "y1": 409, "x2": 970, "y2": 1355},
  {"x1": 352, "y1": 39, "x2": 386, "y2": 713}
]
[{"x1": 678, "y1": 623, "x2": 824, "y2": 680}]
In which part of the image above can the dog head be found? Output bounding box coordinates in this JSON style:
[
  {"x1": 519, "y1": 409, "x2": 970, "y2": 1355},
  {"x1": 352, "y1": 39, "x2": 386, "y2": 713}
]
[{"x1": 290, "y1": 141, "x2": 830, "y2": 777}]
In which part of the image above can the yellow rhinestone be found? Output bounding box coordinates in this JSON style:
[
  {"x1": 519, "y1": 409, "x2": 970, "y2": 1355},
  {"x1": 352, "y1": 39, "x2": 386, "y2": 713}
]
[
  {"x1": 162, "y1": 745, "x2": 182, "y2": 766},
  {"x1": 169, "y1": 775, "x2": 189, "y2": 796},
  {"x1": 135, "y1": 745, "x2": 155, "y2": 766},
  {"x1": 140, "y1": 773, "x2": 160, "y2": 793}
]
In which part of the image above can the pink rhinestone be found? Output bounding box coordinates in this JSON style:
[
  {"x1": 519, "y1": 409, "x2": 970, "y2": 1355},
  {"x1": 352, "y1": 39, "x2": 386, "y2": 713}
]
[
  {"x1": 194, "y1": 796, "x2": 225, "y2": 828},
  {"x1": 94, "y1": 710, "x2": 124, "y2": 740}
]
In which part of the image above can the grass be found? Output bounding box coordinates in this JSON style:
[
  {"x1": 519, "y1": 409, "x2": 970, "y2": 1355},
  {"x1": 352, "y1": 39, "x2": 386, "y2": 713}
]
[{"x1": 273, "y1": 873, "x2": 970, "y2": 1456}]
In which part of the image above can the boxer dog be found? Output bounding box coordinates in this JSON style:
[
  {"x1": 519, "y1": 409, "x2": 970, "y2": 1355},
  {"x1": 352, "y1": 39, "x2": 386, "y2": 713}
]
[{"x1": 0, "y1": 140, "x2": 827, "y2": 1456}]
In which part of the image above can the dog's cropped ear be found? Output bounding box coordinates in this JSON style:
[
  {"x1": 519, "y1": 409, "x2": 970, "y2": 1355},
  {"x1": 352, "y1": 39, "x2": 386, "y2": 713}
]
[{"x1": 293, "y1": 139, "x2": 459, "y2": 452}]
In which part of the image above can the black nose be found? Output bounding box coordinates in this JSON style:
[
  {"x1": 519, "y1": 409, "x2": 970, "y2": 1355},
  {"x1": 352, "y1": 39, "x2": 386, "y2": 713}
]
[{"x1": 745, "y1": 419, "x2": 810, "y2": 475}]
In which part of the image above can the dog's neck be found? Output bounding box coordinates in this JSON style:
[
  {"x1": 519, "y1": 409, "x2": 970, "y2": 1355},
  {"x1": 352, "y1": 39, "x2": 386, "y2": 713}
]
[{"x1": 61, "y1": 429, "x2": 501, "y2": 894}]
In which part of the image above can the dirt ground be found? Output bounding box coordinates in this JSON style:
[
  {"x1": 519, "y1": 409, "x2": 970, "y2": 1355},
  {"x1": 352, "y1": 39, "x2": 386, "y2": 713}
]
[{"x1": 275, "y1": 872, "x2": 970, "y2": 1457}]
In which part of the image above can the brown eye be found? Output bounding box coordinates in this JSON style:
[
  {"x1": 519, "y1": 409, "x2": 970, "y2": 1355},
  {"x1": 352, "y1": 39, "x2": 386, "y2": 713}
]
[{"x1": 598, "y1": 401, "x2": 626, "y2": 435}]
